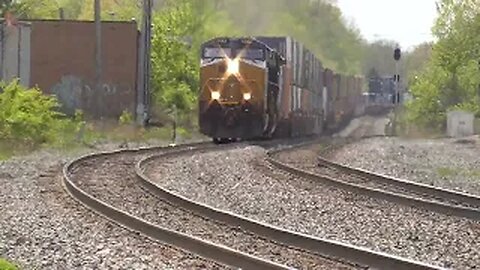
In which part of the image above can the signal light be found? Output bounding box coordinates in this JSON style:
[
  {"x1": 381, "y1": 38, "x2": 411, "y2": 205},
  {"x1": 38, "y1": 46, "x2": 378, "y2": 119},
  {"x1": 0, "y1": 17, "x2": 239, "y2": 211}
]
[{"x1": 394, "y1": 48, "x2": 401, "y2": 61}]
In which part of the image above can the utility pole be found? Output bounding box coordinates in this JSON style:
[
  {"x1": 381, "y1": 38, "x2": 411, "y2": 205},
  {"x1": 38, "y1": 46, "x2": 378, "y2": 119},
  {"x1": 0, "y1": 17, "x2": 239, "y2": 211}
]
[
  {"x1": 136, "y1": 0, "x2": 152, "y2": 125},
  {"x1": 94, "y1": 0, "x2": 103, "y2": 119},
  {"x1": 172, "y1": 104, "x2": 177, "y2": 145}
]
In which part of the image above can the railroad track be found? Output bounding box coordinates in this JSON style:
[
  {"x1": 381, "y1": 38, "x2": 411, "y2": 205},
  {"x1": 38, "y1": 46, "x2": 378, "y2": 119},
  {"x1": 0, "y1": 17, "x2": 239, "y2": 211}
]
[
  {"x1": 267, "y1": 139, "x2": 480, "y2": 221},
  {"x1": 135, "y1": 142, "x2": 444, "y2": 270},
  {"x1": 64, "y1": 140, "x2": 370, "y2": 270}
]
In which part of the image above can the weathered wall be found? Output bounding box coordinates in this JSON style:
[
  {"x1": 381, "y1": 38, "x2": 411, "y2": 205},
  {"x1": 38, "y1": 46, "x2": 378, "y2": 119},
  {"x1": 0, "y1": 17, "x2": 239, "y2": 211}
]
[
  {"x1": 0, "y1": 22, "x2": 31, "y2": 87},
  {"x1": 29, "y1": 20, "x2": 138, "y2": 118}
]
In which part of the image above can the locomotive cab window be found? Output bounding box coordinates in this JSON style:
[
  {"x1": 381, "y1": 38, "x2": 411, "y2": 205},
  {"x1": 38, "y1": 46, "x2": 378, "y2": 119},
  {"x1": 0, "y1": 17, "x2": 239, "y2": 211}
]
[
  {"x1": 203, "y1": 47, "x2": 232, "y2": 59},
  {"x1": 236, "y1": 48, "x2": 265, "y2": 61}
]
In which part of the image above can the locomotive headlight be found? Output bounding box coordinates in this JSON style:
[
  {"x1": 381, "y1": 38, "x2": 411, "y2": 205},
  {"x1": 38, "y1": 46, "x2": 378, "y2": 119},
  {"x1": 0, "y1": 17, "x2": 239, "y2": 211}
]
[
  {"x1": 243, "y1": 92, "x2": 251, "y2": 101},
  {"x1": 227, "y1": 58, "x2": 239, "y2": 75},
  {"x1": 211, "y1": 91, "x2": 220, "y2": 100}
]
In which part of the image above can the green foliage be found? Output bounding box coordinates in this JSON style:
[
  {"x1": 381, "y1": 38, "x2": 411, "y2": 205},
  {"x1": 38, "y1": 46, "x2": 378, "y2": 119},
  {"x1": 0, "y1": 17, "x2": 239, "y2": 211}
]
[
  {"x1": 2, "y1": 0, "x2": 63, "y2": 19},
  {"x1": 361, "y1": 40, "x2": 398, "y2": 77},
  {"x1": 0, "y1": 0, "x2": 29, "y2": 18},
  {"x1": 150, "y1": 0, "x2": 200, "y2": 116},
  {"x1": 0, "y1": 258, "x2": 18, "y2": 270},
  {"x1": 406, "y1": 64, "x2": 448, "y2": 128},
  {"x1": 78, "y1": 0, "x2": 141, "y2": 21},
  {"x1": 0, "y1": 79, "x2": 60, "y2": 143},
  {"x1": 0, "y1": 80, "x2": 81, "y2": 146},
  {"x1": 404, "y1": 43, "x2": 433, "y2": 82},
  {"x1": 405, "y1": 0, "x2": 480, "y2": 129},
  {"x1": 119, "y1": 109, "x2": 134, "y2": 125}
]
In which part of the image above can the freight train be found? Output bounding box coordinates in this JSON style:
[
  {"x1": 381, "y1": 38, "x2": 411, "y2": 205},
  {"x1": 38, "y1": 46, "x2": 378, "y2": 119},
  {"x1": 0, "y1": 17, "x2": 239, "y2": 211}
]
[
  {"x1": 198, "y1": 36, "x2": 365, "y2": 143},
  {"x1": 364, "y1": 76, "x2": 396, "y2": 114}
]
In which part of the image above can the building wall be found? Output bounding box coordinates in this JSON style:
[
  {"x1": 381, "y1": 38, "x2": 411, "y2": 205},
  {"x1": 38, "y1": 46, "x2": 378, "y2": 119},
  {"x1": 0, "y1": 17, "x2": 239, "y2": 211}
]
[
  {"x1": 0, "y1": 22, "x2": 31, "y2": 87},
  {"x1": 29, "y1": 20, "x2": 139, "y2": 118}
]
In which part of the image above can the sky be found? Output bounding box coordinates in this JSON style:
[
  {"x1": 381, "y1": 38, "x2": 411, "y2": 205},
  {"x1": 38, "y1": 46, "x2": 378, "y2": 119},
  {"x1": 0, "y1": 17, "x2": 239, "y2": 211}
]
[{"x1": 336, "y1": 0, "x2": 438, "y2": 50}]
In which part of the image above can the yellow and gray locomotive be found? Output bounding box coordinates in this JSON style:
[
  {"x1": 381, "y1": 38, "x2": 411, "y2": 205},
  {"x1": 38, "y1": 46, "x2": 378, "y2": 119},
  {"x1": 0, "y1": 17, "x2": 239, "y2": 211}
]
[{"x1": 198, "y1": 37, "x2": 285, "y2": 143}]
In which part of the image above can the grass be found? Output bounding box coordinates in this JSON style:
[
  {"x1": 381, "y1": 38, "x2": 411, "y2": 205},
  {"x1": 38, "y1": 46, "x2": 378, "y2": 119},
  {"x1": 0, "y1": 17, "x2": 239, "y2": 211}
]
[
  {"x1": 0, "y1": 259, "x2": 18, "y2": 270},
  {"x1": 466, "y1": 170, "x2": 480, "y2": 178},
  {"x1": 0, "y1": 140, "x2": 38, "y2": 161},
  {"x1": 437, "y1": 167, "x2": 459, "y2": 177},
  {"x1": 437, "y1": 167, "x2": 480, "y2": 180},
  {"x1": 0, "y1": 120, "x2": 202, "y2": 160}
]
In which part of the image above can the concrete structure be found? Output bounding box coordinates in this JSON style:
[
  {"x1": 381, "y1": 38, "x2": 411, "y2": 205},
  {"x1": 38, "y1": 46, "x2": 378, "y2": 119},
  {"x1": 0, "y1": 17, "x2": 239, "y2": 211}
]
[
  {"x1": 447, "y1": 110, "x2": 475, "y2": 138},
  {"x1": 475, "y1": 118, "x2": 480, "y2": 135},
  {"x1": 1, "y1": 19, "x2": 139, "y2": 119}
]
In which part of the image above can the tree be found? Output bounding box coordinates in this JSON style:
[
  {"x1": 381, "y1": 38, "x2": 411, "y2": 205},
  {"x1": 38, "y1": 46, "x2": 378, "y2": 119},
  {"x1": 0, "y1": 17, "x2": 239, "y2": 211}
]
[
  {"x1": 406, "y1": 0, "x2": 480, "y2": 129},
  {"x1": 361, "y1": 40, "x2": 398, "y2": 77},
  {"x1": 1, "y1": 0, "x2": 85, "y2": 19},
  {"x1": 78, "y1": 0, "x2": 141, "y2": 21},
  {"x1": 1, "y1": 0, "x2": 32, "y2": 18},
  {"x1": 150, "y1": 0, "x2": 200, "y2": 115}
]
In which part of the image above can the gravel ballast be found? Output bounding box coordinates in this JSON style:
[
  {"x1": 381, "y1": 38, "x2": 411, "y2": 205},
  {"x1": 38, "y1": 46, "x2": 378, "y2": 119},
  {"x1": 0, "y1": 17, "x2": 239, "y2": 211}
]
[
  {"x1": 144, "y1": 145, "x2": 480, "y2": 269},
  {"x1": 0, "y1": 145, "x2": 226, "y2": 270},
  {"x1": 69, "y1": 150, "x2": 356, "y2": 270}
]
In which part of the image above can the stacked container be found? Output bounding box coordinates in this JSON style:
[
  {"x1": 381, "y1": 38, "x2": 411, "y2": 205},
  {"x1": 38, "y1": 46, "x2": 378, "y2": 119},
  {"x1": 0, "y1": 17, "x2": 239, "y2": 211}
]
[{"x1": 256, "y1": 36, "x2": 325, "y2": 136}]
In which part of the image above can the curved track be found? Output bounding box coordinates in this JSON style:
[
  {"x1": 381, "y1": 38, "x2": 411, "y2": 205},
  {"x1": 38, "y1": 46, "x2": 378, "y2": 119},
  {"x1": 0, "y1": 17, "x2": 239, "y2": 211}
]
[
  {"x1": 63, "y1": 142, "x2": 291, "y2": 270},
  {"x1": 64, "y1": 140, "x2": 375, "y2": 270},
  {"x1": 316, "y1": 156, "x2": 480, "y2": 213},
  {"x1": 267, "y1": 141, "x2": 480, "y2": 221},
  {"x1": 135, "y1": 144, "x2": 444, "y2": 270}
]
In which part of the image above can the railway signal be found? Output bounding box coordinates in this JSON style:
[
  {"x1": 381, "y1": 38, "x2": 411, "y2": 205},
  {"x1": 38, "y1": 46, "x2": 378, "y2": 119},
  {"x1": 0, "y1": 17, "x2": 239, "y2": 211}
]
[
  {"x1": 394, "y1": 48, "x2": 401, "y2": 61},
  {"x1": 393, "y1": 47, "x2": 401, "y2": 105}
]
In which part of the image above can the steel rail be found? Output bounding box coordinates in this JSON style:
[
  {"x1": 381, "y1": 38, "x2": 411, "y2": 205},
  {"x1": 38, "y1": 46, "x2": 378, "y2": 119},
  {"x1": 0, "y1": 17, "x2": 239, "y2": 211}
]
[
  {"x1": 62, "y1": 143, "x2": 291, "y2": 270},
  {"x1": 136, "y1": 148, "x2": 445, "y2": 270},
  {"x1": 317, "y1": 156, "x2": 480, "y2": 210},
  {"x1": 266, "y1": 155, "x2": 480, "y2": 221}
]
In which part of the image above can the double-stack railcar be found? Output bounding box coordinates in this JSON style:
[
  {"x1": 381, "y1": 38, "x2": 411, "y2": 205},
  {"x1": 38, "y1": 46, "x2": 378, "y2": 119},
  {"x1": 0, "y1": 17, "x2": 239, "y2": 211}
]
[
  {"x1": 255, "y1": 36, "x2": 324, "y2": 137},
  {"x1": 198, "y1": 36, "x2": 365, "y2": 142}
]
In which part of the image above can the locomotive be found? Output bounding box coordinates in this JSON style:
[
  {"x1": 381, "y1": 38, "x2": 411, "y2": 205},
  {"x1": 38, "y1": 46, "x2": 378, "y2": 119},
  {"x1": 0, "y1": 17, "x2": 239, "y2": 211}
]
[
  {"x1": 198, "y1": 37, "x2": 284, "y2": 143},
  {"x1": 198, "y1": 36, "x2": 365, "y2": 143}
]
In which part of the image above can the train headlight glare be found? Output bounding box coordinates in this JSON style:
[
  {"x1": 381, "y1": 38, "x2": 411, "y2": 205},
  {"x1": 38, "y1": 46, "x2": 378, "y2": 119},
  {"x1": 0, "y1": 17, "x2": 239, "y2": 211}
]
[
  {"x1": 227, "y1": 58, "x2": 239, "y2": 74},
  {"x1": 211, "y1": 91, "x2": 220, "y2": 100},
  {"x1": 243, "y1": 92, "x2": 251, "y2": 101}
]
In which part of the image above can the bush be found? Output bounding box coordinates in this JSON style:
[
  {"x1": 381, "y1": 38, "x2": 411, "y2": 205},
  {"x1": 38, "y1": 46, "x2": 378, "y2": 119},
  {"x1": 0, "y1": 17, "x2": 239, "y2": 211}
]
[
  {"x1": 0, "y1": 258, "x2": 18, "y2": 270},
  {"x1": 119, "y1": 109, "x2": 134, "y2": 125},
  {"x1": 0, "y1": 79, "x2": 81, "y2": 147}
]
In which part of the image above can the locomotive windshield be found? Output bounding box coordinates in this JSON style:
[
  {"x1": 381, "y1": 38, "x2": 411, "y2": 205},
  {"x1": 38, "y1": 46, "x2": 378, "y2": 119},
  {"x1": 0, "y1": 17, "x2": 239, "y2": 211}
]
[
  {"x1": 236, "y1": 48, "x2": 265, "y2": 60},
  {"x1": 202, "y1": 47, "x2": 265, "y2": 61},
  {"x1": 203, "y1": 47, "x2": 232, "y2": 59},
  {"x1": 202, "y1": 38, "x2": 267, "y2": 62}
]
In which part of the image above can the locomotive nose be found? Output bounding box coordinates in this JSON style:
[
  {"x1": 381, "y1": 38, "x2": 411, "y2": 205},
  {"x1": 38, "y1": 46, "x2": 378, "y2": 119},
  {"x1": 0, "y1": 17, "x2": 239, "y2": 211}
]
[{"x1": 224, "y1": 108, "x2": 237, "y2": 126}]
